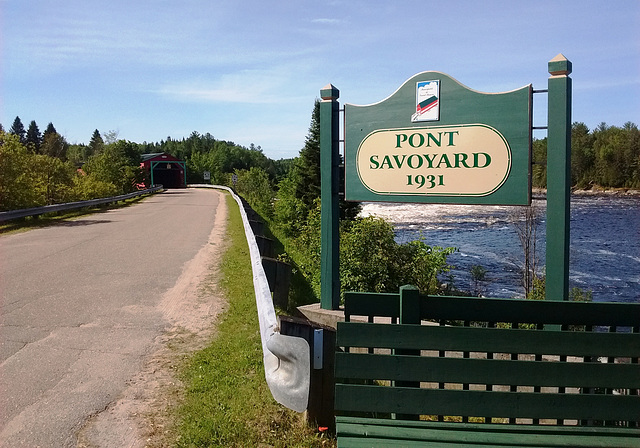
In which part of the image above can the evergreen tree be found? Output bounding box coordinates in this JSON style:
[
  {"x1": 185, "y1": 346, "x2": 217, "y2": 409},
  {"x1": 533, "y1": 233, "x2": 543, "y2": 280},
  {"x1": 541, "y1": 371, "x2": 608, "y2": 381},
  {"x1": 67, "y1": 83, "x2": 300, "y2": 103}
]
[
  {"x1": 275, "y1": 100, "x2": 360, "y2": 235},
  {"x1": 9, "y1": 116, "x2": 26, "y2": 144},
  {"x1": 43, "y1": 122, "x2": 57, "y2": 140},
  {"x1": 274, "y1": 102, "x2": 321, "y2": 235},
  {"x1": 529, "y1": 121, "x2": 639, "y2": 189},
  {"x1": 621, "y1": 122, "x2": 640, "y2": 188},
  {"x1": 593, "y1": 123, "x2": 628, "y2": 187},
  {"x1": 531, "y1": 138, "x2": 547, "y2": 188},
  {"x1": 294, "y1": 100, "x2": 321, "y2": 211},
  {"x1": 26, "y1": 120, "x2": 42, "y2": 152},
  {"x1": 88, "y1": 129, "x2": 105, "y2": 156}
]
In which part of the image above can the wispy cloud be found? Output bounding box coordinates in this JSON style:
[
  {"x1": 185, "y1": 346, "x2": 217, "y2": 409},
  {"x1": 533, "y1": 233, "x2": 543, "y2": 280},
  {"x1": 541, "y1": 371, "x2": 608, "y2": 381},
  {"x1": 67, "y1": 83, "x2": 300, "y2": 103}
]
[
  {"x1": 159, "y1": 83, "x2": 268, "y2": 104},
  {"x1": 4, "y1": 11, "x2": 168, "y2": 76},
  {"x1": 312, "y1": 18, "x2": 343, "y2": 25},
  {"x1": 156, "y1": 66, "x2": 314, "y2": 105},
  {"x1": 573, "y1": 77, "x2": 640, "y2": 91}
]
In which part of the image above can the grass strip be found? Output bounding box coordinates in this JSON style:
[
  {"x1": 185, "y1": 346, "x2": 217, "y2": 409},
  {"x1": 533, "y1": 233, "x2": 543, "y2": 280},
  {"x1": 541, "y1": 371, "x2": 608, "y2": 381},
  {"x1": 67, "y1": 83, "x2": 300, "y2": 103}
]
[{"x1": 174, "y1": 194, "x2": 333, "y2": 447}]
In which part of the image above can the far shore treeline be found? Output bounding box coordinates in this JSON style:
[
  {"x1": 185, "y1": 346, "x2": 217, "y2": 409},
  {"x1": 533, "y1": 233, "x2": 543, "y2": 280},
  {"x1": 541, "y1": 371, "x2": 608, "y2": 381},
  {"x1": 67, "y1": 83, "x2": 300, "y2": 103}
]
[
  {"x1": 532, "y1": 121, "x2": 640, "y2": 190},
  {"x1": 1, "y1": 111, "x2": 639, "y2": 305}
]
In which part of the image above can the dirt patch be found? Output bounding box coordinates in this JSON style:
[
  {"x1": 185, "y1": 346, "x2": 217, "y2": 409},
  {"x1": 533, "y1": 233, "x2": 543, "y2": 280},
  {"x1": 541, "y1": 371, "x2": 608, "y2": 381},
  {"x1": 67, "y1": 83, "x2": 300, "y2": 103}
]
[{"x1": 77, "y1": 191, "x2": 229, "y2": 448}]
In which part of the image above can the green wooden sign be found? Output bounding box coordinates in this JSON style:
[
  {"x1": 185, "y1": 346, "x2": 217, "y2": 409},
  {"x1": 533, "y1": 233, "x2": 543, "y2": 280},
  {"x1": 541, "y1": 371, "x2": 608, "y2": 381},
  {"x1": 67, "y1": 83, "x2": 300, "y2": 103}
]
[{"x1": 345, "y1": 72, "x2": 532, "y2": 205}]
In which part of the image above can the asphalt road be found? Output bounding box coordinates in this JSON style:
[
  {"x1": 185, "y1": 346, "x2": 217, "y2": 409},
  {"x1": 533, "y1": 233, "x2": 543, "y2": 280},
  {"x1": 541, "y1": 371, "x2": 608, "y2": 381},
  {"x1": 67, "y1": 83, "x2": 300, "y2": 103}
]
[{"x1": 0, "y1": 188, "x2": 223, "y2": 447}]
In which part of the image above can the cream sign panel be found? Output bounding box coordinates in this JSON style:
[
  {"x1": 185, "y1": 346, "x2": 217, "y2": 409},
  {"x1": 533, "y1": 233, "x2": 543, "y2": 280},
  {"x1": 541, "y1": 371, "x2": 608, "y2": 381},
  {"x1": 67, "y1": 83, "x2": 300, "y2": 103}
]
[{"x1": 356, "y1": 124, "x2": 512, "y2": 197}]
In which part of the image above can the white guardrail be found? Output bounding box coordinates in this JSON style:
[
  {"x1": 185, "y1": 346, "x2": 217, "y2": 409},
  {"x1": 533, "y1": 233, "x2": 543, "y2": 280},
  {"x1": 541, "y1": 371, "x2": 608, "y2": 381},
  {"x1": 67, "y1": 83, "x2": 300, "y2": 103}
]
[
  {"x1": 190, "y1": 185, "x2": 310, "y2": 413},
  {"x1": 0, "y1": 186, "x2": 164, "y2": 222}
]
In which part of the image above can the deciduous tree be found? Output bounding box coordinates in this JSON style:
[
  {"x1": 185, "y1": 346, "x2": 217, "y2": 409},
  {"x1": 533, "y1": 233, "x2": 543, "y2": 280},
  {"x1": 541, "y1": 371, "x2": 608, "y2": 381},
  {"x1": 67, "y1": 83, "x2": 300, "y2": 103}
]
[
  {"x1": 509, "y1": 202, "x2": 543, "y2": 298},
  {"x1": 83, "y1": 140, "x2": 142, "y2": 194},
  {"x1": 32, "y1": 154, "x2": 75, "y2": 204},
  {"x1": 0, "y1": 132, "x2": 40, "y2": 210},
  {"x1": 41, "y1": 131, "x2": 69, "y2": 160}
]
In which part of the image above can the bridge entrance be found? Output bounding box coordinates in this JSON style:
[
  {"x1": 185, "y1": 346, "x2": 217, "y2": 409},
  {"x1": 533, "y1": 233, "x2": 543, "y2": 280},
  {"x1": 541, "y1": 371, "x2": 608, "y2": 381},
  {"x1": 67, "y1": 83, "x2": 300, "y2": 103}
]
[{"x1": 141, "y1": 153, "x2": 186, "y2": 188}]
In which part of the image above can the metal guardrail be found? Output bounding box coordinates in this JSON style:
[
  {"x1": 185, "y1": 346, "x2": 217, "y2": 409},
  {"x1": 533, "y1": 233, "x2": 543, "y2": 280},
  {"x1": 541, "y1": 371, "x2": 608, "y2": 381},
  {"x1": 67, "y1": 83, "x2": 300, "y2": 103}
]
[
  {"x1": 190, "y1": 184, "x2": 310, "y2": 413},
  {"x1": 0, "y1": 186, "x2": 164, "y2": 223}
]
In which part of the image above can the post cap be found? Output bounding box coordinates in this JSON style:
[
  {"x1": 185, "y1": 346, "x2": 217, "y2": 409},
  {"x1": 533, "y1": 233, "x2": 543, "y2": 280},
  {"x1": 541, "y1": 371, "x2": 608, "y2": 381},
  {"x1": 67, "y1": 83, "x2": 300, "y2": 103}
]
[
  {"x1": 320, "y1": 84, "x2": 339, "y2": 100},
  {"x1": 548, "y1": 54, "x2": 572, "y2": 76}
]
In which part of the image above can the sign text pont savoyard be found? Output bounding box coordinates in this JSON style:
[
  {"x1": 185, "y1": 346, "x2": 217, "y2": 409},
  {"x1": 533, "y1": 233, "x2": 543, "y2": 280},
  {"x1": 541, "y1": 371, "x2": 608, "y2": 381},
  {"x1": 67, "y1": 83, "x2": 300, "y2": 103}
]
[{"x1": 357, "y1": 124, "x2": 512, "y2": 197}]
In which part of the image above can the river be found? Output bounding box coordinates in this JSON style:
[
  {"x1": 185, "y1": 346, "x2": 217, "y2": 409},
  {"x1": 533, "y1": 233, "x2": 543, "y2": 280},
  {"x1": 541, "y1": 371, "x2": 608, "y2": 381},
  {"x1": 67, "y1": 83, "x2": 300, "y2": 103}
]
[{"x1": 360, "y1": 195, "x2": 640, "y2": 303}]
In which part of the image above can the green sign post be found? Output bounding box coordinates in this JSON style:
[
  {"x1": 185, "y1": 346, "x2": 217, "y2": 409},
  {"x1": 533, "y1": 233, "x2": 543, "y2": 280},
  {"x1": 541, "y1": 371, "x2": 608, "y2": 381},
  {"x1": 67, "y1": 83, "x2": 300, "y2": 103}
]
[
  {"x1": 320, "y1": 56, "x2": 572, "y2": 311},
  {"x1": 320, "y1": 84, "x2": 341, "y2": 310},
  {"x1": 546, "y1": 55, "x2": 572, "y2": 303}
]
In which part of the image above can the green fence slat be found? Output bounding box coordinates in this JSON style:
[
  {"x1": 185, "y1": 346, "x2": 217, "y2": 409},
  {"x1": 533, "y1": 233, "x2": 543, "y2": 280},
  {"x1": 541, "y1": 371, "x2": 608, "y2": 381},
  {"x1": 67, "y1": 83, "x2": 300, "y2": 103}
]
[
  {"x1": 419, "y1": 295, "x2": 640, "y2": 327},
  {"x1": 342, "y1": 292, "x2": 640, "y2": 326},
  {"x1": 343, "y1": 291, "x2": 400, "y2": 318},
  {"x1": 336, "y1": 322, "x2": 640, "y2": 358},
  {"x1": 335, "y1": 385, "x2": 640, "y2": 422},
  {"x1": 335, "y1": 352, "x2": 640, "y2": 389},
  {"x1": 336, "y1": 417, "x2": 640, "y2": 447}
]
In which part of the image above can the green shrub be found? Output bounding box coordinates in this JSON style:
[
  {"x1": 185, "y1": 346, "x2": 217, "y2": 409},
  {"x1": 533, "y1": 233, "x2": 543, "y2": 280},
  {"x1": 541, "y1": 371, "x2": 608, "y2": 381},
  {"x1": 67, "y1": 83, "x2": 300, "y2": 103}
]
[
  {"x1": 72, "y1": 175, "x2": 119, "y2": 201},
  {"x1": 286, "y1": 203, "x2": 456, "y2": 300},
  {"x1": 340, "y1": 216, "x2": 454, "y2": 295},
  {"x1": 233, "y1": 167, "x2": 275, "y2": 219}
]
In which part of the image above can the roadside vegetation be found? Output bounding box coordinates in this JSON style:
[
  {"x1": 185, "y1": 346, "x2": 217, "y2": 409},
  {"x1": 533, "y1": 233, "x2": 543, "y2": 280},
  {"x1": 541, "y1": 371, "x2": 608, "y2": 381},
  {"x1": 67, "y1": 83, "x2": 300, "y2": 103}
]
[
  {"x1": 0, "y1": 194, "x2": 153, "y2": 234},
  {"x1": 173, "y1": 194, "x2": 332, "y2": 448},
  {"x1": 0, "y1": 128, "x2": 141, "y2": 211}
]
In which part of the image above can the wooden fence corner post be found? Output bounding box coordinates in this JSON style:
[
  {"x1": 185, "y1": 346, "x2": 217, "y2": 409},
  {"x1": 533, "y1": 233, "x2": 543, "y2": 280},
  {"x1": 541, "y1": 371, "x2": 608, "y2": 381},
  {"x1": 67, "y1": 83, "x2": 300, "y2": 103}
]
[
  {"x1": 399, "y1": 285, "x2": 421, "y2": 325},
  {"x1": 398, "y1": 285, "x2": 421, "y2": 420}
]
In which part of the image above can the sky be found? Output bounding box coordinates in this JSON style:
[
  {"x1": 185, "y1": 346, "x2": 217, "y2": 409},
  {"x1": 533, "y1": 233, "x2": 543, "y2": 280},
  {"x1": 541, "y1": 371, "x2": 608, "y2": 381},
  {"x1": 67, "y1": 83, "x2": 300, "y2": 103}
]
[{"x1": 1, "y1": 0, "x2": 639, "y2": 160}]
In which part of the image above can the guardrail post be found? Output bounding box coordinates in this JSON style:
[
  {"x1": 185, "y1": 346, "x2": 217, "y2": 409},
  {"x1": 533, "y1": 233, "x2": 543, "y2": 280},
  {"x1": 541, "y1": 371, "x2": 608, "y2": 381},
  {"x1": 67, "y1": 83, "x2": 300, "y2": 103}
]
[
  {"x1": 320, "y1": 84, "x2": 341, "y2": 310},
  {"x1": 261, "y1": 257, "x2": 292, "y2": 309}
]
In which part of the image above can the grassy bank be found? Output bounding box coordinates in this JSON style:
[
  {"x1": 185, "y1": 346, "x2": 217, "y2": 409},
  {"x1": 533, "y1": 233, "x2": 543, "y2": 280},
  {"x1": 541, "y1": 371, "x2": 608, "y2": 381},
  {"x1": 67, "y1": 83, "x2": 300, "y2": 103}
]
[{"x1": 174, "y1": 193, "x2": 332, "y2": 447}]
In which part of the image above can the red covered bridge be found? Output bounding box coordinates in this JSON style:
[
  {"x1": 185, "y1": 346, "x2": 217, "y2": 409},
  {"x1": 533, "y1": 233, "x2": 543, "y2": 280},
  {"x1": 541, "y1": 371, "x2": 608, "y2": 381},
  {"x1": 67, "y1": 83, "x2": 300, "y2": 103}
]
[{"x1": 141, "y1": 153, "x2": 186, "y2": 188}]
